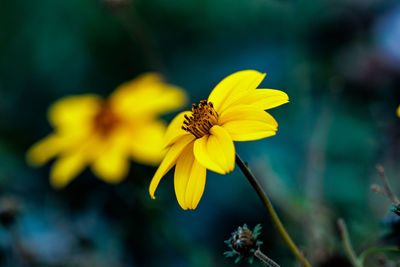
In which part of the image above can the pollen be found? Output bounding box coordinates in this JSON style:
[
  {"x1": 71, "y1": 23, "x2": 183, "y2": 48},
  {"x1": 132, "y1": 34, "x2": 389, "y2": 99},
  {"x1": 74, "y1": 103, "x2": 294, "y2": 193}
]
[{"x1": 182, "y1": 100, "x2": 219, "y2": 138}]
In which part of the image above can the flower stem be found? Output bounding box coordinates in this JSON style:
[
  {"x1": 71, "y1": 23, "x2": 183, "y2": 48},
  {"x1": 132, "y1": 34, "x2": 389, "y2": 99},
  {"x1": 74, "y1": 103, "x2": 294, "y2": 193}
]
[
  {"x1": 254, "y1": 249, "x2": 280, "y2": 267},
  {"x1": 235, "y1": 154, "x2": 311, "y2": 267},
  {"x1": 337, "y1": 218, "x2": 362, "y2": 267}
]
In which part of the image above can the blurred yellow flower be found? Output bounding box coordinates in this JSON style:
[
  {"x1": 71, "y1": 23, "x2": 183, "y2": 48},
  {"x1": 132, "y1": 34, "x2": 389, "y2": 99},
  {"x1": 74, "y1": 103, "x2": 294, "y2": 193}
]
[
  {"x1": 397, "y1": 105, "x2": 400, "y2": 117},
  {"x1": 27, "y1": 73, "x2": 186, "y2": 188},
  {"x1": 149, "y1": 70, "x2": 289, "y2": 210}
]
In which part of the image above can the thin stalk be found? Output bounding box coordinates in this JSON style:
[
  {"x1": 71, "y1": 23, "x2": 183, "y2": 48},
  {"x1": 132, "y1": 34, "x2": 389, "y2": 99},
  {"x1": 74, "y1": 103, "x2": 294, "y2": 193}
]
[
  {"x1": 358, "y1": 246, "x2": 399, "y2": 265},
  {"x1": 254, "y1": 249, "x2": 280, "y2": 267},
  {"x1": 235, "y1": 154, "x2": 311, "y2": 267},
  {"x1": 337, "y1": 219, "x2": 361, "y2": 267}
]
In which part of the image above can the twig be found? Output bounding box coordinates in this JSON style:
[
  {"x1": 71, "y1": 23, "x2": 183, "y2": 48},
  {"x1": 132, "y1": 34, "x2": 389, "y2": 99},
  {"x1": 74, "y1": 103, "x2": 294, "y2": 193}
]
[
  {"x1": 254, "y1": 249, "x2": 280, "y2": 267},
  {"x1": 376, "y1": 165, "x2": 400, "y2": 205}
]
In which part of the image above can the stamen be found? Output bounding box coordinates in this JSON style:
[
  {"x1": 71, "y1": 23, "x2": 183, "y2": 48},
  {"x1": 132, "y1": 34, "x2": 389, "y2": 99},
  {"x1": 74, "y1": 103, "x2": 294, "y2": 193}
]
[{"x1": 182, "y1": 101, "x2": 219, "y2": 138}]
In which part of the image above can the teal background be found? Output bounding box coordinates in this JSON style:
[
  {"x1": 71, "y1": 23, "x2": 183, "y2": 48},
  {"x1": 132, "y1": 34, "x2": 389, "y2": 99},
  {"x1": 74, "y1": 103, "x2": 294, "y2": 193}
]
[{"x1": 1, "y1": 0, "x2": 400, "y2": 266}]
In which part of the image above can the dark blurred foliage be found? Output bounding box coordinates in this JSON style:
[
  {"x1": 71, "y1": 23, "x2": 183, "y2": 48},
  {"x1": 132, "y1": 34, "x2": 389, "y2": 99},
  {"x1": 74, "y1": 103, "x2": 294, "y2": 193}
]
[{"x1": 1, "y1": 0, "x2": 400, "y2": 266}]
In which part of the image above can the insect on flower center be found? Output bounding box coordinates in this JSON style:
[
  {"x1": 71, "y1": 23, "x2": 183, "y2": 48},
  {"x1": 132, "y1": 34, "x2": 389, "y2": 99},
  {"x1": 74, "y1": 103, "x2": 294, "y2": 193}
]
[
  {"x1": 182, "y1": 100, "x2": 219, "y2": 138},
  {"x1": 93, "y1": 103, "x2": 120, "y2": 137}
]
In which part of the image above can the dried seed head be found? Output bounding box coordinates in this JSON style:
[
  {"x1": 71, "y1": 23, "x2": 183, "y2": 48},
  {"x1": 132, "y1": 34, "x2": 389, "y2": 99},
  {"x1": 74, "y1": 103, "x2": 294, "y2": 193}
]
[
  {"x1": 232, "y1": 227, "x2": 256, "y2": 255},
  {"x1": 224, "y1": 224, "x2": 263, "y2": 264}
]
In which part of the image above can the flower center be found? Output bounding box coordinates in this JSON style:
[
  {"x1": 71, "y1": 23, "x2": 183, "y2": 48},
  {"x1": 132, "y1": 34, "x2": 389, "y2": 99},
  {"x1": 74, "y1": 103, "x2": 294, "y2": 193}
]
[
  {"x1": 182, "y1": 100, "x2": 219, "y2": 138},
  {"x1": 93, "y1": 103, "x2": 120, "y2": 137}
]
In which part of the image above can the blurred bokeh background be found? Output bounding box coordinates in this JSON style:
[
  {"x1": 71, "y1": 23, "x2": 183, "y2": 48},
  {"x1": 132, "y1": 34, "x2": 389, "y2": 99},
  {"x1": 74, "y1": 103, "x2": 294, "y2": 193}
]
[{"x1": 1, "y1": 0, "x2": 400, "y2": 266}]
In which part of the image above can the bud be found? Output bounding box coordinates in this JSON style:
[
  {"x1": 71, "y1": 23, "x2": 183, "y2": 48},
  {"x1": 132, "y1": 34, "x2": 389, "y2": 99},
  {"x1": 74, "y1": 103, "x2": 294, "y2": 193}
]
[{"x1": 370, "y1": 184, "x2": 382, "y2": 193}]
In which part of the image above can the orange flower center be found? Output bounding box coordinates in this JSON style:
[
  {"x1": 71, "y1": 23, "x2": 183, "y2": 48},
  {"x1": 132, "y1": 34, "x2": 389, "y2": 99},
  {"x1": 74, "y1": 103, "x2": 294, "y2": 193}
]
[
  {"x1": 182, "y1": 100, "x2": 219, "y2": 138},
  {"x1": 93, "y1": 104, "x2": 120, "y2": 136}
]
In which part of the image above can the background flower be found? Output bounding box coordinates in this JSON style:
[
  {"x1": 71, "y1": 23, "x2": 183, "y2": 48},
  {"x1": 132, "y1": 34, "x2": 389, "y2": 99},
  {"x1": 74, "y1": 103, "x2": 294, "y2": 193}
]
[{"x1": 27, "y1": 73, "x2": 186, "y2": 188}]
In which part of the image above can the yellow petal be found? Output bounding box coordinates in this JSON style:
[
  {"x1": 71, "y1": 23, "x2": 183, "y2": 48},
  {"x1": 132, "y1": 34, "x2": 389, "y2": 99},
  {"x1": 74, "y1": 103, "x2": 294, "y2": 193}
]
[
  {"x1": 193, "y1": 125, "x2": 235, "y2": 174},
  {"x1": 219, "y1": 105, "x2": 278, "y2": 141},
  {"x1": 149, "y1": 134, "x2": 195, "y2": 199},
  {"x1": 207, "y1": 70, "x2": 265, "y2": 113},
  {"x1": 228, "y1": 89, "x2": 289, "y2": 110},
  {"x1": 173, "y1": 145, "x2": 193, "y2": 210},
  {"x1": 50, "y1": 152, "x2": 87, "y2": 188},
  {"x1": 174, "y1": 144, "x2": 207, "y2": 210},
  {"x1": 184, "y1": 159, "x2": 207, "y2": 210},
  {"x1": 26, "y1": 134, "x2": 65, "y2": 166},
  {"x1": 397, "y1": 105, "x2": 400, "y2": 117},
  {"x1": 164, "y1": 111, "x2": 192, "y2": 147},
  {"x1": 222, "y1": 121, "x2": 277, "y2": 141},
  {"x1": 48, "y1": 95, "x2": 102, "y2": 134},
  {"x1": 130, "y1": 120, "x2": 168, "y2": 165},
  {"x1": 193, "y1": 135, "x2": 225, "y2": 174},
  {"x1": 219, "y1": 105, "x2": 278, "y2": 128},
  {"x1": 91, "y1": 144, "x2": 129, "y2": 184},
  {"x1": 110, "y1": 73, "x2": 186, "y2": 118}
]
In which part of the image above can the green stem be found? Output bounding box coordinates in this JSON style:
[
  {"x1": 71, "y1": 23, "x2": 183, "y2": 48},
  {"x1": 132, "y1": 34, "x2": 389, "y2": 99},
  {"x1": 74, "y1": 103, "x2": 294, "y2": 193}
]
[
  {"x1": 235, "y1": 154, "x2": 311, "y2": 267},
  {"x1": 337, "y1": 219, "x2": 362, "y2": 267}
]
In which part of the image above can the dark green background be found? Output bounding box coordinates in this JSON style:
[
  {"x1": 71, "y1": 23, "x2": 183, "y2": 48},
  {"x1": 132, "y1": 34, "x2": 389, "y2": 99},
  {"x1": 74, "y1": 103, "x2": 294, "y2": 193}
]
[{"x1": 1, "y1": 0, "x2": 400, "y2": 266}]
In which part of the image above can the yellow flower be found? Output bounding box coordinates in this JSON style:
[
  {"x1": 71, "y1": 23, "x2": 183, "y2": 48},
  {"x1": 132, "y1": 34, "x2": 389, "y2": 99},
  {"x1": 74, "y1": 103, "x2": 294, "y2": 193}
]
[
  {"x1": 27, "y1": 73, "x2": 186, "y2": 188},
  {"x1": 149, "y1": 70, "x2": 289, "y2": 210},
  {"x1": 397, "y1": 105, "x2": 400, "y2": 117}
]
